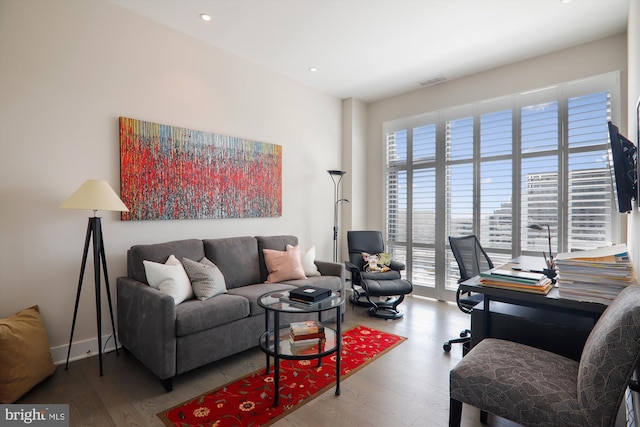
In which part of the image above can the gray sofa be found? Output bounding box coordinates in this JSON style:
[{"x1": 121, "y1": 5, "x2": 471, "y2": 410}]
[{"x1": 116, "y1": 235, "x2": 345, "y2": 391}]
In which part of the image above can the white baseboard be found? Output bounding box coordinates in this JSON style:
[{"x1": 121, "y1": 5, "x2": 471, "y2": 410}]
[{"x1": 50, "y1": 334, "x2": 120, "y2": 366}]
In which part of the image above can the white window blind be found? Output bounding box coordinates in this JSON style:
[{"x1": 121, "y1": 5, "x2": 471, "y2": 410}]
[
  {"x1": 383, "y1": 72, "x2": 621, "y2": 301},
  {"x1": 480, "y1": 109, "x2": 513, "y2": 251},
  {"x1": 566, "y1": 91, "x2": 613, "y2": 250},
  {"x1": 520, "y1": 97, "x2": 559, "y2": 253},
  {"x1": 386, "y1": 130, "x2": 407, "y2": 245}
]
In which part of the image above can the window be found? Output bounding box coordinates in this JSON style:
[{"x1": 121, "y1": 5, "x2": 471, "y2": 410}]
[{"x1": 383, "y1": 72, "x2": 622, "y2": 300}]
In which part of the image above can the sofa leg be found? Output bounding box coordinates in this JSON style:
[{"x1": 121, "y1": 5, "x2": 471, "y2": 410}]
[
  {"x1": 161, "y1": 377, "x2": 173, "y2": 392},
  {"x1": 449, "y1": 398, "x2": 462, "y2": 427},
  {"x1": 480, "y1": 410, "x2": 488, "y2": 424}
]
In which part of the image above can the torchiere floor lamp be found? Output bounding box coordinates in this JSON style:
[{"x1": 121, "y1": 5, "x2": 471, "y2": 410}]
[
  {"x1": 328, "y1": 170, "x2": 349, "y2": 263},
  {"x1": 60, "y1": 179, "x2": 129, "y2": 376}
]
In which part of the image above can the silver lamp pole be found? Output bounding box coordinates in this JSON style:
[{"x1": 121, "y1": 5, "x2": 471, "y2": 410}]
[{"x1": 328, "y1": 170, "x2": 349, "y2": 263}]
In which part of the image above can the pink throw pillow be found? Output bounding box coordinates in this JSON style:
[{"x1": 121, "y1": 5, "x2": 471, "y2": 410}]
[{"x1": 263, "y1": 245, "x2": 307, "y2": 283}]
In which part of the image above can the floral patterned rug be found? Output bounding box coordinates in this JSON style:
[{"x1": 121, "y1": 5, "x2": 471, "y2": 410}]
[{"x1": 158, "y1": 325, "x2": 406, "y2": 426}]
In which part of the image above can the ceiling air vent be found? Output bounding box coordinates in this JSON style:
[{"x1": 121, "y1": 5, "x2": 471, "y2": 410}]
[{"x1": 418, "y1": 76, "x2": 447, "y2": 87}]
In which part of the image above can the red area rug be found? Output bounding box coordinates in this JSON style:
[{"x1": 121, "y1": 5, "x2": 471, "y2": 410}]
[{"x1": 158, "y1": 325, "x2": 406, "y2": 426}]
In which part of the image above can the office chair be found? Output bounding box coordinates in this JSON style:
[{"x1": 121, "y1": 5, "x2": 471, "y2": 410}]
[
  {"x1": 443, "y1": 235, "x2": 493, "y2": 353},
  {"x1": 345, "y1": 231, "x2": 413, "y2": 319}
]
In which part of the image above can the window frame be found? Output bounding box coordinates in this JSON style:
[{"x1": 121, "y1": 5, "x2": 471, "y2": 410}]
[{"x1": 383, "y1": 71, "x2": 623, "y2": 302}]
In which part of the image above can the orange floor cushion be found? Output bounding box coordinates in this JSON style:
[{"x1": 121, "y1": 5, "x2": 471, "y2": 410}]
[{"x1": 0, "y1": 305, "x2": 56, "y2": 403}]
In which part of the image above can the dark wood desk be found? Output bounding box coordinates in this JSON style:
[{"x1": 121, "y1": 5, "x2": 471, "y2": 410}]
[{"x1": 461, "y1": 256, "x2": 608, "y2": 360}]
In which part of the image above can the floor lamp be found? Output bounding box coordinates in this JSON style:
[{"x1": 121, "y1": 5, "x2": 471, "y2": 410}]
[
  {"x1": 328, "y1": 170, "x2": 349, "y2": 263},
  {"x1": 60, "y1": 179, "x2": 129, "y2": 376}
]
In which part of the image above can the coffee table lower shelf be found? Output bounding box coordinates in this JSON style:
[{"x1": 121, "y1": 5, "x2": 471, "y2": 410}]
[{"x1": 258, "y1": 327, "x2": 341, "y2": 406}]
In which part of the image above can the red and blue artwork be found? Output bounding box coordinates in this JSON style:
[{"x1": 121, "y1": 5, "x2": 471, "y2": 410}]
[{"x1": 119, "y1": 117, "x2": 282, "y2": 221}]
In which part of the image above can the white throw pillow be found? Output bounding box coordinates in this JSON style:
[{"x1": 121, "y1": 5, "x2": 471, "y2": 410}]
[
  {"x1": 182, "y1": 257, "x2": 227, "y2": 301},
  {"x1": 288, "y1": 244, "x2": 320, "y2": 277},
  {"x1": 143, "y1": 255, "x2": 193, "y2": 305}
]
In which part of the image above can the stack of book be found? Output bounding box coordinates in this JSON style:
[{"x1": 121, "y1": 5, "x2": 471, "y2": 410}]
[
  {"x1": 289, "y1": 320, "x2": 326, "y2": 355},
  {"x1": 281, "y1": 286, "x2": 334, "y2": 306},
  {"x1": 479, "y1": 265, "x2": 553, "y2": 294},
  {"x1": 555, "y1": 244, "x2": 637, "y2": 304}
]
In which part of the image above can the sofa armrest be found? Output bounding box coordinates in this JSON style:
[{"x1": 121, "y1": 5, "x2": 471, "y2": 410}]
[
  {"x1": 315, "y1": 260, "x2": 346, "y2": 289},
  {"x1": 116, "y1": 277, "x2": 177, "y2": 380}
]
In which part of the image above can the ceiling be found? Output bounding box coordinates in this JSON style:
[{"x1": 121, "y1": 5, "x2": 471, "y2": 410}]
[{"x1": 109, "y1": 0, "x2": 629, "y2": 103}]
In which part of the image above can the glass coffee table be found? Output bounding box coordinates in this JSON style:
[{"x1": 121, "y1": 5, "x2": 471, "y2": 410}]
[{"x1": 257, "y1": 289, "x2": 345, "y2": 406}]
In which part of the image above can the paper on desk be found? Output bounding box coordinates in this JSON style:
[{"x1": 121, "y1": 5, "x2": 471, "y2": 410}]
[{"x1": 555, "y1": 244, "x2": 630, "y2": 262}]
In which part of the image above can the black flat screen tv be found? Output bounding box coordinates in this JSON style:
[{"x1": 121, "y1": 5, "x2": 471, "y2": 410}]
[{"x1": 608, "y1": 121, "x2": 637, "y2": 213}]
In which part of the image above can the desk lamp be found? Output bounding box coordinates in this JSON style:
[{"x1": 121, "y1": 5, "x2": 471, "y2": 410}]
[
  {"x1": 528, "y1": 223, "x2": 556, "y2": 279},
  {"x1": 60, "y1": 179, "x2": 129, "y2": 375}
]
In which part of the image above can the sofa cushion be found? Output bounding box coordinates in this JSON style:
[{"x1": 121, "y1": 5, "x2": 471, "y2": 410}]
[
  {"x1": 0, "y1": 306, "x2": 56, "y2": 404},
  {"x1": 263, "y1": 246, "x2": 307, "y2": 283},
  {"x1": 204, "y1": 237, "x2": 261, "y2": 289},
  {"x1": 257, "y1": 235, "x2": 299, "y2": 281},
  {"x1": 143, "y1": 255, "x2": 194, "y2": 305},
  {"x1": 175, "y1": 294, "x2": 250, "y2": 336},
  {"x1": 128, "y1": 239, "x2": 204, "y2": 284},
  {"x1": 182, "y1": 257, "x2": 227, "y2": 301},
  {"x1": 289, "y1": 244, "x2": 320, "y2": 277},
  {"x1": 227, "y1": 283, "x2": 296, "y2": 315}
]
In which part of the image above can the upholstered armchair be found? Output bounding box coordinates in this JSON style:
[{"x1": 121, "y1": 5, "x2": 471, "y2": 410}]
[
  {"x1": 449, "y1": 284, "x2": 640, "y2": 427},
  {"x1": 345, "y1": 230, "x2": 413, "y2": 319}
]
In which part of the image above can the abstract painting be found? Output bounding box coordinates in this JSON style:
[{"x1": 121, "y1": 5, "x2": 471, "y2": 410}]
[{"x1": 119, "y1": 117, "x2": 282, "y2": 221}]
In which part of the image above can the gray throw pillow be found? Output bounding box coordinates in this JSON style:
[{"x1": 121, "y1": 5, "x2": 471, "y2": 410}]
[{"x1": 182, "y1": 257, "x2": 227, "y2": 301}]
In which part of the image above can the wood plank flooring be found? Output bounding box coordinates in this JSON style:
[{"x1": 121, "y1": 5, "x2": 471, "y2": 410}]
[{"x1": 18, "y1": 296, "x2": 521, "y2": 427}]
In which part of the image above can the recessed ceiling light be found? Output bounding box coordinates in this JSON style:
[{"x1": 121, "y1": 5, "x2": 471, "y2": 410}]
[
  {"x1": 560, "y1": 0, "x2": 573, "y2": 3},
  {"x1": 199, "y1": 13, "x2": 212, "y2": 22},
  {"x1": 309, "y1": 67, "x2": 318, "y2": 72}
]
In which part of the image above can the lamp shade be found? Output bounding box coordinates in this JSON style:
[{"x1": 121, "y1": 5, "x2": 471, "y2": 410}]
[{"x1": 60, "y1": 179, "x2": 129, "y2": 212}]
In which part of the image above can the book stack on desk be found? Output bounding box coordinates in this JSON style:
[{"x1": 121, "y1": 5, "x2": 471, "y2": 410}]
[
  {"x1": 479, "y1": 265, "x2": 553, "y2": 294},
  {"x1": 555, "y1": 244, "x2": 637, "y2": 304}
]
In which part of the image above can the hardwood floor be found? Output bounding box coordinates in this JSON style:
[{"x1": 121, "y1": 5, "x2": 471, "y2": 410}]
[{"x1": 18, "y1": 296, "x2": 521, "y2": 426}]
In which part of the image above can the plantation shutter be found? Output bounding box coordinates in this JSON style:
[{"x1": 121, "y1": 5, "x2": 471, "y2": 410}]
[
  {"x1": 479, "y1": 109, "x2": 513, "y2": 251},
  {"x1": 382, "y1": 71, "x2": 620, "y2": 301},
  {"x1": 385, "y1": 130, "x2": 407, "y2": 245},
  {"x1": 520, "y1": 95, "x2": 560, "y2": 254},
  {"x1": 565, "y1": 90, "x2": 613, "y2": 249}
]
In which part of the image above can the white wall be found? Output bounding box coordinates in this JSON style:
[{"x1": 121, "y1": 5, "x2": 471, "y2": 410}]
[
  {"x1": 0, "y1": 0, "x2": 342, "y2": 361},
  {"x1": 365, "y1": 34, "x2": 628, "y2": 233},
  {"x1": 341, "y1": 98, "x2": 368, "y2": 243}
]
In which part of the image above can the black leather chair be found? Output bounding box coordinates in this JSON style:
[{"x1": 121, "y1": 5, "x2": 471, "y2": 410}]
[
  {"x1": 443, "y1": 235, "x2": 493, "y2": 353},
  {"x1": 345, "y1": 231, "x2": 413, "y2": 319}
]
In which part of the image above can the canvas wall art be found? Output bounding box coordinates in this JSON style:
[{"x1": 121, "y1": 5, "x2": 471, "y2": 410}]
[{"x1": 119, "y1": 117, "x2": 282, "y2": 221}]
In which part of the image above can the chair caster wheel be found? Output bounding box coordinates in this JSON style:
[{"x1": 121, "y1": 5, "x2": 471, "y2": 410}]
[{"x1": 443, "y1": 342, "x2": 452, "y2": 352}]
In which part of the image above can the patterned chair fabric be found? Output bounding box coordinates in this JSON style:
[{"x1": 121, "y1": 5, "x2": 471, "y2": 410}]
[{"x1": 449, "y1": 285, "x2": 640, "y2": 427}]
